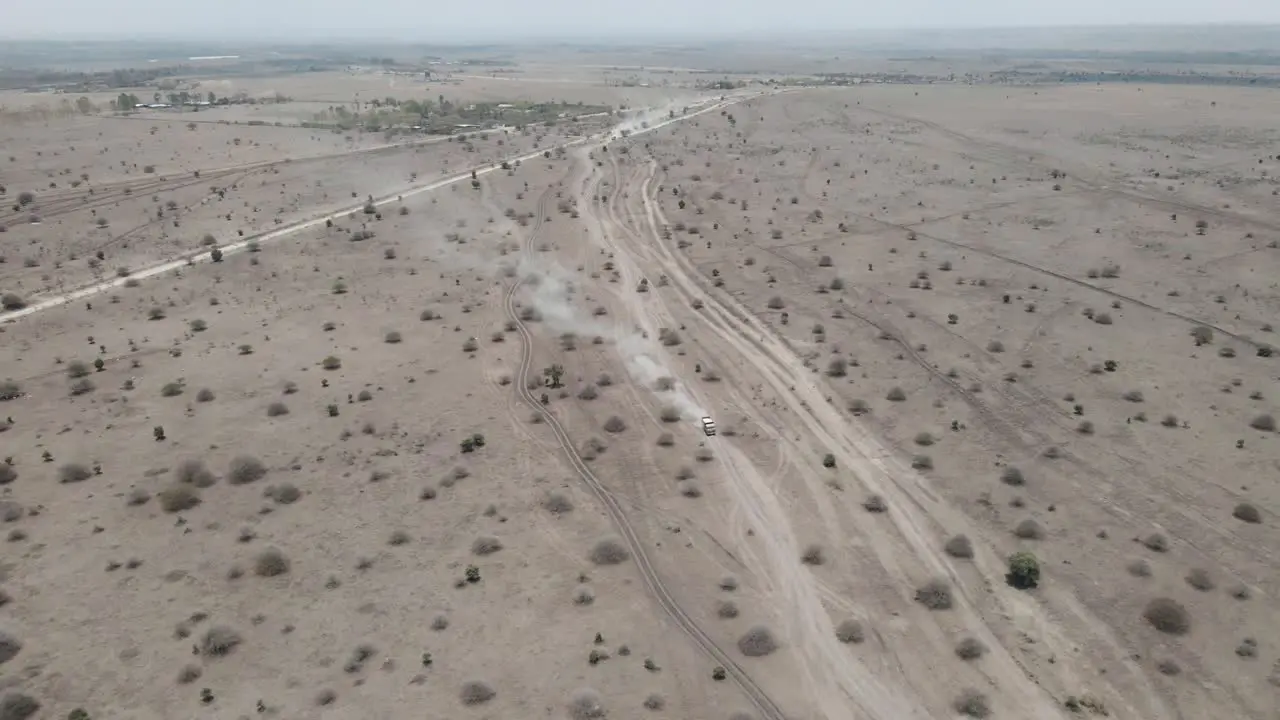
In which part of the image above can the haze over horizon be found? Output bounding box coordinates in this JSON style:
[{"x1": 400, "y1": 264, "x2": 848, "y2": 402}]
[{"x1": 4, "y1": 0, "x2": 1280, "y2": 42}]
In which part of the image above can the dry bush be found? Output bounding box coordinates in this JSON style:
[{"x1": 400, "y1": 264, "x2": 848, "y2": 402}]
[
  {"x1": 266, "y1": 402, "x2": 289, "y2": 417},
  {"x1": 228, "y1": 456, "x2": 266, "y2": 485},
  {"x1": 767, "y1": 296, "x2": 785, "y2": 309},
  {"x1": 915, "y1": 579, "x2": 953, "y2": 610},
  {"x1": 160, "y1": 382, "x2": 184, "y2": 397},
  {"x1": 886, "y1": 386, "x2": 906, "y2": 401},
  {"x1": 200, "y1": 626, "x2": 242, "y2": 656},
  {"x1": 175, "y1": 459, "x2": 216, "y2": 487},
  {"x1": 1126, "y1": 559, "x2": 1152, "y2": 577},
  {"x1": 542, "y1": 492, "x2": 573, "y2": 514},
  {"x1": 126, "y1": 488, "x2": 151, "y2": 506},
  {"x1": 955, "y1": 637, "x2": 986, "y2": 660},
  {"x1": 1141, "y1": 533, "x2": 1169, "y2": 552},
  {"x1": 573, "y1": 586, "x2": 595, "y2": 606},
  {"x1": 603, "y1": 416, "x2": 627, "y2": 433},
  {"x1": 0, "y1": 694, "x2": 38, "y2": 720},
  {"x1": 196, "y1": 388, "x2": 215, "y2": 402},
  {"x1": 254, "y1": 548, "x2": 290, "y2": 577},
  {"x1": 834, "y1": 619, "x2": 864, "y2": 644},
  {"x1": 827, "y1": 358, "x2": 848, "y2": 377},
  {"x1": 577, "y1": 385, "x2": 598, "y2": 400},
  {"x1": 1156, "y1": 659, "x2": 1181, "y2": 676},
  {"x1": 954, "y1": 689, "x2": 990, "y2": 718},
  {"x1": 944, "y1": 535, "x2": 974, "y2": 558},
  {"x1": 911, "y1": 454, "x2": 933, "y2": 470},
  {"x1": 59, "y1": 463, "x2": 92, "y2": 483},
  {"x1": 568, "y1": 689, "x2": 606, "y2": 720},
  {"x1": 1000, "y1": 467, "x2": 1024, "y2": 486},
  {"x1": 737, "y1": 626, "x2": 779, "y2": 657},
  {"x1": 656, "y1": 432, "x2": 675, "y2": 447},
  {"x1": 678, "y1": 480, "x2": 702, "y2": 498},
  {"x1": 1013, "y1": 519, "x2": 1044, "y2": 539},
  {"x1": 158, "y1": 484, "x2": 200, "y2": 513},
  {"x1": 589, "y1": 538, "x2": 630, "y2": 565},
  {"x1": 659, "y1": 406, "x2": 681, "y2": 423},
  {"x1": 1249, "y1": 414, "x2": 1275, "y2": 432},
  {"x1": 0, "y1": 466, "x2": 15, "y2": 486},
  {"x1": 1232, "y1": 503, "x2": 1261, "y2": 524},
  {"x1": 0, "y1": 632, "x2": 22, "y2": 665},
  {"x1": 986, "y1": 340, "x2": 1004, "y2": 353},
  {"x1": 1143, "y1": 598, "x2": 1190, "y2": 635},
  {"x1": 471, "y1": 536, "x2": 503, "y2": 555},
  {"x1": 717, "y1": 600, "x2": 740, "y2": 619},
  {"x1": 719, "y1": 575, "x2": 739, "y2": 591},
  {"x1": 459, "y1": 681, "x2": 496, "y2": 705},
  {"x1": 1185, "y1": 568, "x2": 1215, "y2": 591},
  {"x1": 643, "y1": 693, "x2": 664, "y2": 710},
  {"x1": 800, "y1": 544, "x2": 825, "y2": 565},
  {"x1": 267, "y1": 483, "x2": 301, "y2": 504},
  {"x1": 176, "y1": 664, "x2": 202, "y2": 684},
  {"x1": 659, "y1": 328, "x2": 682, "y2": 346}
]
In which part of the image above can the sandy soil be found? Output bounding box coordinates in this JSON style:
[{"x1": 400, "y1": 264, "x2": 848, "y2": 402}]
[{"x1": 2, "y1": 66, "x2": 1278, "y2": 720}]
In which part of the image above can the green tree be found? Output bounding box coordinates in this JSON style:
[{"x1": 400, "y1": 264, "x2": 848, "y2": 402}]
[
  {"x1": 1007, "y1": 551, "x2": 1040, "y2": 589},
  {"x1": 207, "y1": 91, "x2": 217, "y2": 103},
  {"x1": 543, "y1": 364, "x2": 565, "y2": 388}
]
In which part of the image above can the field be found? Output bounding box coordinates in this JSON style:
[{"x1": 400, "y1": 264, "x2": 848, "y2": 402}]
[{"x1": 1, "y1": 49, "x2": 1278, "y2": 720}]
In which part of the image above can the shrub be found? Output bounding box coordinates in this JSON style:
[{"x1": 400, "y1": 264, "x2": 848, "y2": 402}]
[
  {"x1": 944, "y1": 534, "x2": 974, "y2": 558},
  {"x1": 471, "y1": 536, "x2": 503, "y2": 555},
  {"x1": 834, "y1": 619, "x2": 864, "y2": 644},
  {"x1": 1122, "y1": 390, "x2": 1144, "y2": 403},
  {"x1": 459, "y1": 681, "x2": 495, "y2": 705},
  {"x1": 800, "y1": 544, "x2": 825, "y2": 565},
  {"x1": 0, "y1": 466, "x2": 14, "y2": 486},
  {"x1": 1007, "y1": 551, "x2": 1040, "y2": 589},
  {"x1": 766, "y1": 296, "x2": 784, "y2": 309},
  {"x1": 1190, "y1": 326, "x2": 1213, "y2": 345},
  {"x1": 420, "y1": 308, "x2": 437, "y2": 321},
  {"x1": 1185, "y1": 568, "x2": 1215, "y2": 591},
  {"x1": 268, "y1": 483, "x2": 301, "y2": 504},
  {"x1": 0, "y1": 293, "x2": 25, "y2": 311},
  {"x1": 158, "y1": 484, "x2": 201, "y2": 512},
  {"x1": 0, "y1": 380, "x2": 20, "y2": 401},
  {"x1": 0, "y1": 631, "x2": 22, "y2": 665},
  {"x1": 914, "y1": 579, "x2": 953, "y2": 609},
  {"x1": 1013, "y1": 519, "x2": 1044, "y2": 539},
  {"x1": 542, "y1": 492, "x2": 573, "y2": 514},
  {"x1": 59, "y1": 463, "x2": 92, "y2": 483},
  {"x1": 568, "y1": 689, "x2": 606, "y2": 720},
  {"x1": 955, "y1": 637, "x2": 986, "y2": 660},
  {"x1": 596, "y1": 373, "x2": 614, "y2": 387},
  {"x1": 911, "y1": 455, "x2": 932, "y2": 470},
  {"x1": 1141, "y1": 533, "x2": 1169, "y2": 552},
  {"x1": 160, "y1": 382, "x2": 184, "y2": 397},
  {"x1": 254, "y1": 548, "x2": 290, "y2": 577},
  {"x1": 659, "y1": 406, "x2": 681, "y2": 423},
  {"x1": 66, "y1": 360, "x2": 91, "y2": 378},
  {"x1": 886, "y1": 387, "x2": 906, "y2": 402},
  {"x1": 656, "y1": 432, "x2": 675, "y2": 447},
  {"x1": 1000, "y1": 467, "x2": 1024, "y2": 486},
  {"x1": 603, "y1": 416, "x2": 626, "y2": 433},
  {"x1": 986, "y1": 340, "x2": 1004, "y2": 353},
  {"x1": 196, "y1": 388, "x2": 215, "y2": 402},
  {"x1": 175, "y1": 459, "x2": 216, "y2": 487},
  {"x1": 573, "y1": 586, "x2": 595, "y2": 606},
  {"x1": 643, "y1": 693, "x2": 664, "y2": 710},
  {"x1": 1143, "y1": 598, "x2": 1190, "y2": 635},
  {"x1": 321, "y1": 356, "x2": 341, "y2": 370},
  {"x1": 954, "y1": 689, "x2": 990, "y2": 718},
  {"x1": 678, "y1": 480, "x2": 702, "y2": 498},
  {"x1": 822, "y1": 453, "x2": 836, "y2": 468},
  {"x1": 69, "y1": 378, "x2": 94, "y2": 396},
  {"x1": 200, "y1": 626, "x2": 242, "y2": 656},
  {"x1": 0, "y1": 693, "x2": 39, "y2": 719},
  {"x1": 589, "y1": 538, "x2": 630, "y2": 565},
  {"x1": 716, "y1": 600, "x2": 739, "y2": 618},
  {"x1": 827, "y1": 358, "x2": 847, "y2": 377},
  {"x1": 1249, "y1": 414, "x2": 1275, "y2": 432},
  {"x1": 1126, "y1": 558, "x2": 1152, "y2": 577},
  {"x1": 863, "y1": 495, "x2": 887, "y2": 513},
  {"x1": 228, "y1": 456, "x2": 266, "y2": 485},
  {"x1": 737, "y1": 626, "x2": 778, "y2": 657},
  {"x1": 577, "y1": 385, "x2": 598, "y2": 400},
  {"x1": 266, "y1": 402, "x2": 289, "y2": 417},
  {"x1": 1232, "y1": 503, "x2": 1261, "y2": 524}
]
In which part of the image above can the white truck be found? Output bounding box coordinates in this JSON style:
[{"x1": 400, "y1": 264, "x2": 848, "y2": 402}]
[{"x1": 700, "y1": 416, "x2": 717, "y2": 436}]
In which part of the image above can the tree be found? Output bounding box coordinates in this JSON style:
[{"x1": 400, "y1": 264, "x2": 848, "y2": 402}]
[
  {"x1": 208, "y1": 91, "x2": 217, "y2": 103},
  {"x1": 1007, "y1": 551, "x2": 1040, "y2": 589},
  {"x1": 543, "y1": 364, "x2": 565, "y2": 388},
  {"x1": 76, "y1": 96, "x2": 94, "y2": 114},
  {"x1": 210, "y1": 247, "x2": 223, "y2": 262}
]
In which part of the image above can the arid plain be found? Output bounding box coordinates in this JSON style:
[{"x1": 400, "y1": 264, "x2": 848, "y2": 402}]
[{"x1": 1, "y1": 56, "x2": 1278, "y2": 720}]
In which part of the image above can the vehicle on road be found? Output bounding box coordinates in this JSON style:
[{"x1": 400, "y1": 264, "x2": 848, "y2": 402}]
[{"x1": 701, "y1": 416, "x2": 717, "y2": 436}]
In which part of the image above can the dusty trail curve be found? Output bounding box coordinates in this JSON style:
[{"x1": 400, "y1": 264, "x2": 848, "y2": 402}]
[{"x1": 501, "y1": 181, "x2": 789, "y2": 720}]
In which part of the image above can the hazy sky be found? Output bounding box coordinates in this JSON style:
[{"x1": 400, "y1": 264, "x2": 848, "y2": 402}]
[{"x1": 5, "y1": 0, "x2": 1279, "y2": 40}]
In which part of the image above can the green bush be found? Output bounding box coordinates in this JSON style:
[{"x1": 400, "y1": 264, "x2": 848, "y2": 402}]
[{"x1": 1007, "y1": 551, "x2": 1040, "y2": 589}]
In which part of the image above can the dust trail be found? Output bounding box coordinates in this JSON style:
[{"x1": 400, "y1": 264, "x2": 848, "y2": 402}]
[{"x1": 516, "y1": 252, "x2": 707, "y2": 420}]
